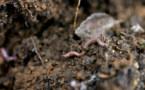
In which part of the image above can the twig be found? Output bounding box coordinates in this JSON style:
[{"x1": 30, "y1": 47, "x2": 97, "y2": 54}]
[
  {"x1": 73, "y1": 0, "x2": 81, "y2": 29},
  {"x1": 31, "y1": 37, "x2": 48, "y2": 77}
]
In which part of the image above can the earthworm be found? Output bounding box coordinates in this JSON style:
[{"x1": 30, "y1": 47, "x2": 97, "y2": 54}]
[
  {"x1": 83, "y1": 38, "x2": 108, "y2": 48},
  {"x1": 62, "y1": 50, "x2": 86, "y2": 58},
  {"x1": 62, "y1": 38, "x2": 108, "y2": 58},
  {"x1": 0, "y1": 48, "x2": 17, "y2": 61}
]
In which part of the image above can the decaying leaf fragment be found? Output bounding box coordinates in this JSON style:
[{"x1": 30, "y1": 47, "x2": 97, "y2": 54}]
[{"x1": 75, "y1": 13, "x2": 121, "y2": 41}]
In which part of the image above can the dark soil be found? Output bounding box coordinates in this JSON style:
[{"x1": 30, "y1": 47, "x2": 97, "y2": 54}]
[{"x1": 0, "y1": 0, "x2": 145, "y2": 90}]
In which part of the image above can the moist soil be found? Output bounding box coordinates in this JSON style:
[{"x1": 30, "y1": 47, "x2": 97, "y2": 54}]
[{"x1": 0, "y1": 0, "x2": 145, "y2": 90}]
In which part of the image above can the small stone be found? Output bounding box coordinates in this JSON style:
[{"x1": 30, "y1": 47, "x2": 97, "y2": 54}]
[
  {"x1": 76, "y1": 71, "x2": 84, "y2": 80},
  {"x1": 134, "y1": 62, "x2": 139, "y2": 69},
  {"x1": 112, "y1": 50, "x2": 115, "y2": 53}
]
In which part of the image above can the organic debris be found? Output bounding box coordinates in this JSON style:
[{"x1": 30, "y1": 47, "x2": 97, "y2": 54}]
[{"x1": 75, "y1": 13, "x2": 121, "y2": 41}]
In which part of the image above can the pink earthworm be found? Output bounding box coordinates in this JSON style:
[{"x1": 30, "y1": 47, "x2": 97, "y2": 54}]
[
  {"x1": 62, "y1": 50, "x2": 86, "y2": 59},
  {"x1": 83, "y1": 38, "x2": 108, "y2": 48},
  {"x1": 0, "y1": 47, "x2": 17, "y2": 61},
  {"x1": 62, "y1": 38, "x2": 108, "y2": 58}
]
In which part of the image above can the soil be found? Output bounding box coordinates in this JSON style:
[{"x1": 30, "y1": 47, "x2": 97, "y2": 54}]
[{"x1": 0, "y1": 0, "x2": 145, "y2": 90}]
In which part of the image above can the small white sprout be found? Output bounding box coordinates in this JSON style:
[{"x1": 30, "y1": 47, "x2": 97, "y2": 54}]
[
  {"x1": 70, "y1": 80, "x2": 79, "y2": 90},
  {"x1": 130, "y1": 23, "x2": 144, "y2": 32}
]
